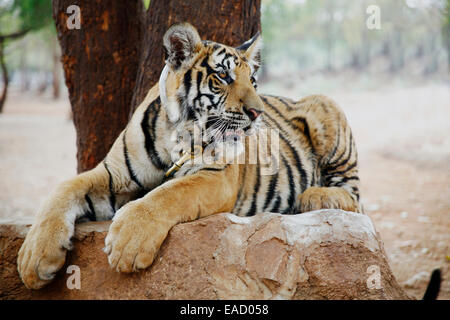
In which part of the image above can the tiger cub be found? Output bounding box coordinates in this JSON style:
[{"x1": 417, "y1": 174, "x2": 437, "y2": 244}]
[{"x1": 18, "y1": 22, "x2": 361, "y2": 289}]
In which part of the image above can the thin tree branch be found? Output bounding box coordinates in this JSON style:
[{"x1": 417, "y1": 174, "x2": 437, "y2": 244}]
[
  {"x1": 0, "y1": 28, "x2": 31, "y2": 41},
  {"x1": 0, "y1": 38, "x2": 9, "y2": 113}
]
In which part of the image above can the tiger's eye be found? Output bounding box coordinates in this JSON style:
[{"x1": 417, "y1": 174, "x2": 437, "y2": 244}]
[{"x1": 219, "y1": 71, "x2": 227, "y2": 79}]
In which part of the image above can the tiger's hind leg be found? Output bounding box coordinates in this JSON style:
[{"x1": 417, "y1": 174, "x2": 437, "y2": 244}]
[
  {"x1": 298, "y1": 186, "x2": 360, "y2": 212},
  {"x1": 295, "y1": 95, "x2": 362, "y2": 213}
]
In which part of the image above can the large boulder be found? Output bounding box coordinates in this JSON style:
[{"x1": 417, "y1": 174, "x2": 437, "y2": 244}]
[{"x1": 0, "y1": 210, "x2": 411, "y2": 299}]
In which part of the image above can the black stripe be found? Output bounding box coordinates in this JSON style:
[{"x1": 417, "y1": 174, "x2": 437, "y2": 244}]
[
  {"x1": 186, "y1": 106, "x2": 196, "y2": 120},
  {"x1": 326, "y1": 161, "x2": 358, "y2": 178},
  {"x1": 263, "y1": 97, "x2": 318, "y2": 194},
  {"x1": 216, "y1": 47, "x2": 226, "y2": 56},
  {"x1": 327, "y1": 136, "x2": 354, "y2": 172},
  {"x1": 338, "y1": 175, "x2": 360, "y2": 183},
  {"x1": 246, "y1": 163, "x2": 261, "y2": 217},
  {"x1": 201, "y1": 56, "x2": 215, "y2": 76},
  {"x1": 196, "y1": 71, "x2": 203, "y2": 92},
  {"x1": 263, "y1": 97, "x2": 315, "y2": 158},
  {"x1": 199, "y1": 166, "x2": 227, "y2": 172},
  {"x1": 291, "y1": 116, "x2": 315, "y2": 154},
  {"x1": 281, "y1": 155, "x2": 296, "y2": 214},
  {"x1": 123, "y1": 133, "x2": 144, "y2": 189},
  {"x1": 84, "y1": 194, "x2": 97, "y2": 221},
  {"x1": 261, "y1": 96, "x2": 290, "y2": 123},
  {"x1": 351, "y1": 186, "x2": 361, "y2": 201},
  {"x1": 263, "y1": 99, "x2": 313, "y2": 161},
  {"x1": 278, "y1": 97, "x2": 294, "y2": 110},
  {"x1": 262, "y1": 110, "x2": 308, "y2": 192},
  {"x1": 270, "y1": 195, "x2": 282, "y2": 212},
  {"x1": 141, "y1": 97, "x2": 170, "y2": 171},
  {"x1": 263, "y1": 171, "x2": 279, "y2": 211},
  {"x1": 215, "y1": 93, "x2": 227, "y2": 110},
  {"x1": 261, "y1": 96, "x2": 310, "y2": 190},
  {"x1": 183, "y1": 69, "x2": 192, "y2": 98},
  {"x1": 272, "y1": 95, "x2": 293, "y2": 110},
  {"x1": 328, "y1": 131, "x2": 352, "y2": 168},
  {"x1": 103, "y1": 161, "x2": 116, "y2": 214},
  {"x1": 327, "y1": 124, "x2": 341, "y2": 163}
]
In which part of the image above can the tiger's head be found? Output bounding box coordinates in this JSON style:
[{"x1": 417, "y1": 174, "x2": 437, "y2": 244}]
[{"x1": 160, "y1": 22, "x2": 264, "y2": 148}]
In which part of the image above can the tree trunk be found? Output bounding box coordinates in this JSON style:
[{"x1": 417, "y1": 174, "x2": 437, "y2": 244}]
[
  {"x1": 0, "y1": 39, "x2": 8, "y2": 113},
  {"x1": 52, "y1": 36, "x2": 61, "y2": 99},
  {"x1": 130, "y1": 0, "x2": 261, "y2": 116},
  {"x1": 53, "y1": 0, "x2": 261, "y2": 172},
  {"x1": 53, "y1": 0, "x2": 142, "y2": 172}
]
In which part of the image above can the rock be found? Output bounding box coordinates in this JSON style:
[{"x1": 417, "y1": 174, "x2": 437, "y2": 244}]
[{"x1": 0, "y1": 210, "x2": 411, "y2": 300}]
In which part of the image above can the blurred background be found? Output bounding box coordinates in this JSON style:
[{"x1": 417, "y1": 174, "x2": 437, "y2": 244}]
[
  {"x1": 0, "y1": 0, "x2": 449, "y2": 299},
  {"x1": 260, "y1": 0, "x2": 449, "y2": 93}
]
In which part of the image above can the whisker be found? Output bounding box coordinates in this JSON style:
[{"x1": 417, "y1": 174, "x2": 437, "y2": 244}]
[
  {"x1": 207, "y1": 120, "x2": 227, "y2": 142},
  {"x1": 207, "y1": 119, "x2": 225, "y2": 135},
  {"x1": 213, "y1": 120, "x2": 229, "y2": 142}
]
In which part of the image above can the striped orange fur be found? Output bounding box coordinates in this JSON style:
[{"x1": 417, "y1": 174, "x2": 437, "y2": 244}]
[{"x1": 18, "y1": 23, "x2": 361, "y2": 289}]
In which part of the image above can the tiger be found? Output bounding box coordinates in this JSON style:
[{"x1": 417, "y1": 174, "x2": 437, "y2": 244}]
[{"x1": 17, "y1": 22, "x2": 362, "y2": 289}]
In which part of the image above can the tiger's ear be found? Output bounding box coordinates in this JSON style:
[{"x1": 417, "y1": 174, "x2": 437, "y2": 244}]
[
  {"x1": 236, "y1": 32, "x2": 262, "y2": 73},
  {"x1": 163, "y1": 22, "x2": 202, "y2": 70}
]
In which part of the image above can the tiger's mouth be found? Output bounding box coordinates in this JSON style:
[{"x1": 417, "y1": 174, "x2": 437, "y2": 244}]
[{"x1": 204, "y1": 114, "x2": 255, "y2": 144}]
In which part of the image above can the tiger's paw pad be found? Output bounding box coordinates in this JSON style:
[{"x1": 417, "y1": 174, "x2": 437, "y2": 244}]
[
  {"x1": 104, "y1": 204, "x2": 169, "y2": 273},
  {"x1": 297, "y1": 186, "x2": 359, "y2": 213},
  {"x1": 17, "y1": 224, "x2": 70, "y2": 289}
]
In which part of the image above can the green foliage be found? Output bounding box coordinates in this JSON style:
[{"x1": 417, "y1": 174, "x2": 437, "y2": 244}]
[
  {"x1": 0, "y1": 0, "x2": 56, "y2": 76},
  {"x1": 0, "y1": 0, "x2": 52, "y2": 36},
  {"x1": 143, "y1": 0, "x2": 151, "y2": 10},
  {"x1": 11, "y1": 0, "x2": 53, "y2": 31}
]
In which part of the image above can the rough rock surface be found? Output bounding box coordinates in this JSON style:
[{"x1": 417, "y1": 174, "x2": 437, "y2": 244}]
[{"x1": 0, "y1": 210, "x2": 411, "y2": 300}]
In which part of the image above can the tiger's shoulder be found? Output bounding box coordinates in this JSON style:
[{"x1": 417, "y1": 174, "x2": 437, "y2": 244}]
[{"x1": 258, "y1": 93, "x2": 352, "y2": 160}]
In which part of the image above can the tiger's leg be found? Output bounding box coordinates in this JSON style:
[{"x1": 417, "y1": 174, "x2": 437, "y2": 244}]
[
  {"x1": 17, "y1": 128, "x2": 152, "y2": 289},
  {"x1": 296, "y1": 95, "x2": 362, "y2": 213},
  {"x1": 17, "y1": 86, "x2": 169, "y2": 289},
  {"x1": 104, "y1": 165, "x2": 239, "y2": 273},
  {"x1": 17, "y1": 162, "x2": 116, "y2": 289}
]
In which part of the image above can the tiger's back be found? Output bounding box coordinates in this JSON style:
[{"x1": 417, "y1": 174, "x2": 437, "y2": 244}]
[{"x1": 233, "y1": 93, "x2": 361, "y2": 216}]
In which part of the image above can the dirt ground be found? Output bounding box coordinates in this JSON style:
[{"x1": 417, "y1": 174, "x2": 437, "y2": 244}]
[{"x1": 0, "y1": 84, "x2": 448, "y2": 299}]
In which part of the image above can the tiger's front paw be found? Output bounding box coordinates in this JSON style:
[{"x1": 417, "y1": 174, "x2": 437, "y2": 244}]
[
  {"x1": 17, "y1": 220, "x2": 72, "y2": 289},
  {"x1": 297, "y1": 186, "x2": 360, "y2": 213},
  {"x1": 104, "y1": 203, "x2": 170, "y2": 273}
]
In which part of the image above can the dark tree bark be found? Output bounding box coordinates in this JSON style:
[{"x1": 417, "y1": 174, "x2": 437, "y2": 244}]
[
  {"x1": 53, "y1": 0, "x2": 142, "y2": 172},
  {"x1": 53, "y1": 0, "x2": 261, "y2": 172}
]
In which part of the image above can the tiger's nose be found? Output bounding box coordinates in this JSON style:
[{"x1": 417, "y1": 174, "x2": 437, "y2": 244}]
[{"x1": 243, "y1": 107, "x2": 263, "y2": 121}]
